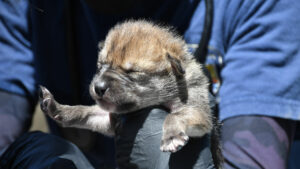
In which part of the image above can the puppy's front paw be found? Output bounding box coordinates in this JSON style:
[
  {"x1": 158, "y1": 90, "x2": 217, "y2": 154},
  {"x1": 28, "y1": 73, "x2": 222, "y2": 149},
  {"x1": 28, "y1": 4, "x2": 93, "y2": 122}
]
[
  {"x1": 160, "y1": 130, "x2": 189, "y2": 153},
  {"x1": 38, "y1": 86, "x2": 61, "y2": 121}
]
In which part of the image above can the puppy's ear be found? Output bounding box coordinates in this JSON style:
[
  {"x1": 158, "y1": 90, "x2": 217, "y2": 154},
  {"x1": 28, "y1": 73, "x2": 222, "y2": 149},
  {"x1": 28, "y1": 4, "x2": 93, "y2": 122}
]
[{"x1": 166, "y1": 53, "x2": 185, "y2": 76}]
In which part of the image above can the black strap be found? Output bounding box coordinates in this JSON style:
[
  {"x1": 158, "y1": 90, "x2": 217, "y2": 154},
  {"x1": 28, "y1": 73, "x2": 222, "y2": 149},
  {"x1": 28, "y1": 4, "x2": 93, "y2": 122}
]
[{"x1": 194, "y1": 0, "x2": 214, "y2": 64}]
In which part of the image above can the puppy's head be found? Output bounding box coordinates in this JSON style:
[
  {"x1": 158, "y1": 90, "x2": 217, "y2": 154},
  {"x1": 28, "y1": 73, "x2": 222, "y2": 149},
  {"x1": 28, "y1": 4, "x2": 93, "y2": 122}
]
[{"x1": 90, "y1": 20, "x2": 190, "y2": 113}]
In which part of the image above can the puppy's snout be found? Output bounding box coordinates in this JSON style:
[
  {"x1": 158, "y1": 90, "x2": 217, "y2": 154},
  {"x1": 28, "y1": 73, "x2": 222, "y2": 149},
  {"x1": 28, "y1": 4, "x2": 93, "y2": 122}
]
[{"x1": 94, "y1": 82, "x2": 108, "y2": 98}]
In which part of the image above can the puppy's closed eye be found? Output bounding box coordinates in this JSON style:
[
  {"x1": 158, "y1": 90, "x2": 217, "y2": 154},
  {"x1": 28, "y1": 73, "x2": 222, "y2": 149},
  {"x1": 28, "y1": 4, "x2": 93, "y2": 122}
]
[{"x1": 124, "y1": 69, "x2": 142, "y2": 74}]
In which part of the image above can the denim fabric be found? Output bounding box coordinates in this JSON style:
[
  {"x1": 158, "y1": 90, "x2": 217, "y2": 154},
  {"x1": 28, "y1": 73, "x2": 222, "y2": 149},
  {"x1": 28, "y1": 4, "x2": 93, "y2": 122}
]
[{"x1": 184, "y1": 0, "x2": 300, "y2": 121}]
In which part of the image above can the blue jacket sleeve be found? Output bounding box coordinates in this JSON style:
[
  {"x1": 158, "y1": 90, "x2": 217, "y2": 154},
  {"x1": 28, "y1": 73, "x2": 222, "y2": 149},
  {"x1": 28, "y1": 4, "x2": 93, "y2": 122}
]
[
  {"x1": 0, "y1": 0, "x2": 36, "y2": 100},
  {"x1": 219, "y1": 0, "x2": 300, "y2": 120}
]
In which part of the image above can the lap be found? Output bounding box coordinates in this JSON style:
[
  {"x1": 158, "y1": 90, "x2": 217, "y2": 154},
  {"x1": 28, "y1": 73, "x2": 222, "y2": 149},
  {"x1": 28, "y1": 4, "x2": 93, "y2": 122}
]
[
  {"x1": 116, "y1": 107, "x2": 215, "y2": 169},
  {"x1": 222, "y1": 115, "x2": 296, "y2": 169},
  {"x1": 0, "y1": 108, "x2": 216, "y2": 169},
  {"x1": 0, "y1": 131, "x2": 94, "y2": 169}
]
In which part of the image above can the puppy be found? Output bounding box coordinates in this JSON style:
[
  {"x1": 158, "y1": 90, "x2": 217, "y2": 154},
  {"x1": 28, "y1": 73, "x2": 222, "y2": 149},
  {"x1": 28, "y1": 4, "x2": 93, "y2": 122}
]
[{"x1": 39, "y1": 20, "x2": 222, "y2": 168}]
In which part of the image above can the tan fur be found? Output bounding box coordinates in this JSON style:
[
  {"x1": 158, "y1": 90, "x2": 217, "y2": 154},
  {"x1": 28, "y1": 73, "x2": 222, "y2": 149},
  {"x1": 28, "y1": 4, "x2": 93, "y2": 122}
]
[{"x1": 99, "y1": 20, "x2": 188, "y2": 73}]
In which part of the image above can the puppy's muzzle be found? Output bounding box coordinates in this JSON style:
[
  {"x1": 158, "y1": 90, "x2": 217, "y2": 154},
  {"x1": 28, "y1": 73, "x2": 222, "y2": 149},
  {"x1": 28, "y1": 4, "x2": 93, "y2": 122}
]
[{"x1": 94, "y1": 81, "x2": 108, "y2": 98}]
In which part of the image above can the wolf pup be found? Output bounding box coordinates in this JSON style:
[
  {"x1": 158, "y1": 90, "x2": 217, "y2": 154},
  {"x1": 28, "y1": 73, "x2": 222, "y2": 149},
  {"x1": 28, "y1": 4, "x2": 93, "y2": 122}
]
[{"x1": 39, "y1": 20, "x2": 222, "y2": 168}]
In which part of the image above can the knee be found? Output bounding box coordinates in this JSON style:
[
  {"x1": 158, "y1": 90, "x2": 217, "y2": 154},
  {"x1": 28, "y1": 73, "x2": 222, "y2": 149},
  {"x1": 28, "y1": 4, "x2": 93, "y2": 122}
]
[
  {"x1": 0, "y1": 131, "x2": 92, "y2": 169},
  {"x1": 20, "y1": 131, "x2": 80, "y2": 155}
]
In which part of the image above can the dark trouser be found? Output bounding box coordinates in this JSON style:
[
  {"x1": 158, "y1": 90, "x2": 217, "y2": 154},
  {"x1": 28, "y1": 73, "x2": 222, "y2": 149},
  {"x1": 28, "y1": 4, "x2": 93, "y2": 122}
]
[
  {"x1": 116, "y1": 108, "x2": 215, "y2": 169},
  {"x1": 0, "y1": 108, "x2": 215, "y2": 169},
  {"x1": 0, "y1": 131, "x2": 94, "y2": 169},
  {"x1": 0, "y1": 91, "x2": 34, "y2": 156},
  {"x1": 222, "y1": 116, "x2": 296, "y2": 169}
]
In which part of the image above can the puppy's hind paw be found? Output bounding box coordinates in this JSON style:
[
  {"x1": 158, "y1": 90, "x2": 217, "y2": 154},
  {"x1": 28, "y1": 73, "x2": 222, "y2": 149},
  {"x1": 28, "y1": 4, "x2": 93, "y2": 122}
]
[{"x1": 160, "y1": 132, "x2": 189, "y2": 153}]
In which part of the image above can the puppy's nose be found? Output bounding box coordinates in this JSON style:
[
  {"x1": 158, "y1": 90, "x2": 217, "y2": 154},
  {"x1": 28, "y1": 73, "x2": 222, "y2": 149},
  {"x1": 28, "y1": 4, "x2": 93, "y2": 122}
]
[{"x1": 94, "y1": 82, "x2": 108, "y2": 98}]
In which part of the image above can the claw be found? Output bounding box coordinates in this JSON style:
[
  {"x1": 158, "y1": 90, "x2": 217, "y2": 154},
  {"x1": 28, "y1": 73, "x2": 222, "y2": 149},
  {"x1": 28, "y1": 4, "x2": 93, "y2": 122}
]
[
  {"x1": 161, "y1": 132, "x2": 189, "y2": 153},
  {"x1": 39, "y1": 85, "x2": 50, "y2": 98}
]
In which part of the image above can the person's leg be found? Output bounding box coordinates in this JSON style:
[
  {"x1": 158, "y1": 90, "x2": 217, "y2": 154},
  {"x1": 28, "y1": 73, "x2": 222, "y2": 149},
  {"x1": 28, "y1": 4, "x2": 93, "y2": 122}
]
[
  {"x1": 0, "y1": 90, "x2": 34, "y2": 156},
  {"x1": 222, "y1": 115, "x2": 296, "y2": 169},
  {"x1": 115, "y1": 107, "x2": 215, "y2": 169},
  {"x1": 0, "y1": 131, "x2": 94, "y2": 169},
  {"x1": 288, "y1": 124, "x2": 300, "y2": 169},
  {"x1": 288, "y1": 140, "x2": 300, "y2": 169}
]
